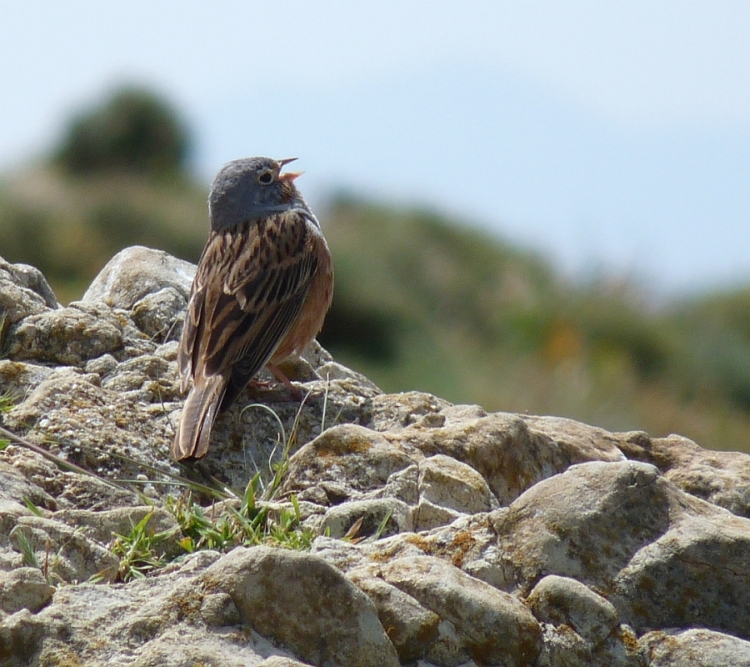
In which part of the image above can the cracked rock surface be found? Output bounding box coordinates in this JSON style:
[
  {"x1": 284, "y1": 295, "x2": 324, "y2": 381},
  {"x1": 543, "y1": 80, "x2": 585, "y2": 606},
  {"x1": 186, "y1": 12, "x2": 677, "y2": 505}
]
[{"x1": 1, "y1": 246, "x2": 750, "y2": 666}]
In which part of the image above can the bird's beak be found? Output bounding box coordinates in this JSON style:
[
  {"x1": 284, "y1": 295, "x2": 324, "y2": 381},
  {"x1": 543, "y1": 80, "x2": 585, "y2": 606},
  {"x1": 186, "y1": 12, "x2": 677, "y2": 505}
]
[
  {"x1": 278, "y1": 157, "x2": 303, "y2": 182},
  {"x1": 279, "y1": 171, "x2": 303, "y2": 182}
]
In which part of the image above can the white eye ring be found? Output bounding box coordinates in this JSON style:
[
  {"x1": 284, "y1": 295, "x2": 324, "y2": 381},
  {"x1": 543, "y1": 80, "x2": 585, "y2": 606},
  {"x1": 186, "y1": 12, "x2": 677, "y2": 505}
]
[{"x1": 258, "y1": 170, "x2": 274, "y2": 185}]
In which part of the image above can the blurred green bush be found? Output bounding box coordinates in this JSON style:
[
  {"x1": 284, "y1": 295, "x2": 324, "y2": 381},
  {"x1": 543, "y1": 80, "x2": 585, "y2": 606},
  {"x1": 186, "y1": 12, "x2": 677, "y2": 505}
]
[
  {"x1": 55, "y1": 87, "x2": 190, "y2": 175},
  {"x1": 0, "y1": 87, "x2": 206, "y2": 300}
]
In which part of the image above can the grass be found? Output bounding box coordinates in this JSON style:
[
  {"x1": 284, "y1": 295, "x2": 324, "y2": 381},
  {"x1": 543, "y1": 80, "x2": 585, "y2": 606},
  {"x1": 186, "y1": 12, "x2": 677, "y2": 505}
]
[
  {"x1": 14, "y1": 530, "x2": 39, "y2": 569},
  {"x1": 167, "y1": 396, "x2": 317, "y2": 557},
  {"x1": 124, "y1": 471, "x2": 316, "y2": 581},
  {"x1": 167, "y1": 479, "x2": 315, "y2": 557},
  {"x1": 0, "y1": 390, "x2": 19, "y2": 450},
  {"x1": 5, "y1": 394, "x2": 326, "y2": 584},
  {"x1": 110, "y1": 509, "x2": 175, "y2": 581},
  {"x1": 0, "y1": 390, "x2": 16, "y2": 414},
  {"x1": 109, "y1": 397, "x2": 319, "y2": 582},
  {"x1": 14, "y1": 499, "x2": 70, "y2": 585}
]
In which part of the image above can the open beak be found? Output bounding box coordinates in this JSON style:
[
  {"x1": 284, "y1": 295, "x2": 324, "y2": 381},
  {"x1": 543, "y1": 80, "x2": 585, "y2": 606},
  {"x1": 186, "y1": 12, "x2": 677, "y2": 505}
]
[{"x1": 278, "y1": 157, "x2": 303, "y2": 182}]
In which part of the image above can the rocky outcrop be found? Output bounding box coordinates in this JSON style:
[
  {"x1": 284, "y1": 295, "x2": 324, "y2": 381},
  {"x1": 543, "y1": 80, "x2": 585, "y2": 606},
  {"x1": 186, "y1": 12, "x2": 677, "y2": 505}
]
[{"x1": 1, "y1": 246, "x2": 750, "y2": 666}]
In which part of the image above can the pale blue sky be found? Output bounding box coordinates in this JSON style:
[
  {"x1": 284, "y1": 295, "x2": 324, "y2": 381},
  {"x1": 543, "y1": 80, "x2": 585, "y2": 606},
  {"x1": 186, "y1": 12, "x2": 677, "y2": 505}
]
[{"x1": 1, "y1": 2, "x2": 749, "y2": 296}]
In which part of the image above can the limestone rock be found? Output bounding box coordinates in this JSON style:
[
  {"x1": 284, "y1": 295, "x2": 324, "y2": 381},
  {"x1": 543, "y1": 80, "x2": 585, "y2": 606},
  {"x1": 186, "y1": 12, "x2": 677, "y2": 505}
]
[
  {"x1": 1, "y1": 246, "x2": 750, "y2": 665},
  {"x1": 377, "y1": 555, "x2": 541, "y2": 666},
  {"x1": 418, "y1": 453, "x2": 499, "y2": 515},
  {"x1": 204, "y1": 547, "x2": 399, "y2": 667},
  {"x1": 131, "y1": 285, "x2": 188, "y2": 341},
  {"x1": 322, "y1": 497, "x2": 414, "y2": 539},
  {"x1": 642, "y1": 628, "x2": 750, "y2": 666},
  {"x1": 394, "y1": 411, "x2": 627, "y2": 506},
  {"x1": 81, "y1": 245, "x2": 195, "y2": 310},
  {"x1": 0, "y1": 568, "x2": 53, "y2": 614},
  {"x1": 0, "y1": 360, "x2": 56, "y2": 402},
  {"x1": 282, "y1": 424, "x2": 415, "y2": 504},
  {"x1": 490, "y1": 460, "x2": 672, "y2": 591},
  {"x1": 0, "y1": 609, "x2": 46, "y2": 667},
  {"x1": 10, "y1": 515, "x2": 120, "y2": 583},
  {"x1": 620, "y1": 431, "x2": 750, "y2": 518},
  {"x1": 347, "y1": 567, "x2": 441, "y2": 663},
  {"x1": 8, "y1": 304, "x2": 126, "y2": 365},
  {"x1": 259, "y1": 659, "x2": 316, "y2": 667},
  {"x1": 0, "y1": 256, "x2": 58, "y2": 328},
  {"x1": 613, "y1": 504, "x2": 750, "y2": 640},
  {"x1": 527, "y1": 574, "x2": 619, "y2": 646}
]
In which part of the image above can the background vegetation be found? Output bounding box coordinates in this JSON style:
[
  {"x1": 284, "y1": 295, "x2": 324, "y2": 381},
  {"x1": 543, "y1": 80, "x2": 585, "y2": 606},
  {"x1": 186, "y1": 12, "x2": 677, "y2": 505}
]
[{"x1": 2, "y1": 86, "x2": 750, "y2": 453}]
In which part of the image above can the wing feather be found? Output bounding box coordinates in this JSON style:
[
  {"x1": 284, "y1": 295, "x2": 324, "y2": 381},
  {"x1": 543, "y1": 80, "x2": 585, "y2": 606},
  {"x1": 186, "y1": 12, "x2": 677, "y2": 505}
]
[{"x1": 177, "y1": 209, "x2": 318, "y2": 412}]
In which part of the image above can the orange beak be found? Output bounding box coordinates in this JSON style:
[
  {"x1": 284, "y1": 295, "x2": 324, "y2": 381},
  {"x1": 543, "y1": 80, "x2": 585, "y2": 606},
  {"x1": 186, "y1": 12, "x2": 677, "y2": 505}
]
[{"x1": 279, "y1": 170, "x2": 303, "y2": 182}]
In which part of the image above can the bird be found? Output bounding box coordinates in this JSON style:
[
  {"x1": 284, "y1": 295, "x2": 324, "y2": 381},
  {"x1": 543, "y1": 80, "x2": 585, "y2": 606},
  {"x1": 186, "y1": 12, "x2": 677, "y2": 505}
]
[{"x1": 171, "y1": 157, "x2": 334, "y2": 460}]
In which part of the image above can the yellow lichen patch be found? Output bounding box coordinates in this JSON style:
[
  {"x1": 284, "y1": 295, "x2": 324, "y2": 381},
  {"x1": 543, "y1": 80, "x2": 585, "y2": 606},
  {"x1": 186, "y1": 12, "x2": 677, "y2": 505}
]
[
  {"x1": 316, "y1": 435, "x2": 374, "y2": 458},
  {"x1": 449, "y1": 530, "x2": 478, "y2": 568}
]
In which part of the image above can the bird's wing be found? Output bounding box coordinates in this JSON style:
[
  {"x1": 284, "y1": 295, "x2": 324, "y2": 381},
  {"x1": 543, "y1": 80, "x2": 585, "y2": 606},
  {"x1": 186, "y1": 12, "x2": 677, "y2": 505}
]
[{"x1": 178, "y1": 209, "x2": 318, "y2": 399}]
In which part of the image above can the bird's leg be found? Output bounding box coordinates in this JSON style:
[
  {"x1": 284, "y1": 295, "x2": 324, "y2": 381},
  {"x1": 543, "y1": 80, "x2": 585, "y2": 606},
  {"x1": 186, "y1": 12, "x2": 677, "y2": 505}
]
[{"x1": 266, "y1": 362, "x2": 304, "y2": 401}]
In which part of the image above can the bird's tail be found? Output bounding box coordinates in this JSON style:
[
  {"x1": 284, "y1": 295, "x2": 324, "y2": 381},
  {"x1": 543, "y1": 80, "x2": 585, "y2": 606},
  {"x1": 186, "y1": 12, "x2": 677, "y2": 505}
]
[{"x1": 172, "y1": 376, "x2": 226, "y2": 460}]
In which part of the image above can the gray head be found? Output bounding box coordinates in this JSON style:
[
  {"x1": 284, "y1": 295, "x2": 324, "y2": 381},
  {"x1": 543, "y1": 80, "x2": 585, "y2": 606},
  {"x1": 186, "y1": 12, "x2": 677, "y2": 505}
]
[{"x1": 208, "y1": 157, "x2": 303, "y2": 232}]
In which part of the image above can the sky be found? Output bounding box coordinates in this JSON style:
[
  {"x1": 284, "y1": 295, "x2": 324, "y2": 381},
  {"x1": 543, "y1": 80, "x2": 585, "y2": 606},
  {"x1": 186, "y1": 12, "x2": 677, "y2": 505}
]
[{"x1": 1, "y1": 1, "x2": 749, "y2": 297}]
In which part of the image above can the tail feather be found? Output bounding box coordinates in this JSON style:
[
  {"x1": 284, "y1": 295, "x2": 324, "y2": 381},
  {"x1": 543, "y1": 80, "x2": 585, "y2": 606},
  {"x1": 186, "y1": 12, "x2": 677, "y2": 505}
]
[{"x1": 172, "y1": 377, "x2": 226, "y2": 460}]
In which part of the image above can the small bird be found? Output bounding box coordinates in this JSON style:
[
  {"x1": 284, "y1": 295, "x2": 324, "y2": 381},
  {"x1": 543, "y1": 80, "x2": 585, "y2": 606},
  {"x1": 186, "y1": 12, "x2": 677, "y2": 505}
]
[{"x1": 172, "y1": 157, "x2": 334, "y2": 460}]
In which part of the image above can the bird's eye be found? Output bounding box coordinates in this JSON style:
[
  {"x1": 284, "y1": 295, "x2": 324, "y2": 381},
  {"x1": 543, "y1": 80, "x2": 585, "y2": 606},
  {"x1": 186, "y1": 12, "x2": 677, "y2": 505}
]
[{"x1": 258, "y1": 170, "x2": 274, "y2": 185}]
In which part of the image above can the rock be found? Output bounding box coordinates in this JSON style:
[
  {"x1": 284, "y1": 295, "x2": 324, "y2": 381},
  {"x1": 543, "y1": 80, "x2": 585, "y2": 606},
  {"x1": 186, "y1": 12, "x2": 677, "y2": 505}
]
[
  {"x1": 418, "y1": 454, "x2": 499, "y2": 515},
  {"x1": 527, "y1": 574, "x2": 619, "y2": 646},
  {"x1": 131, "y1": 285, "x2": 188, "y2": 341},
  {"x1": 620, "y1": 431, "x2": 750, "y2": 518},
  {"x1": 204, "y1": 547, "x2": 399, "y2": 667},
  {"x1": 322, "y1": 497, "x2": 414, "y2": 539},
  {"x1": 51, "y1": 506, "x2": 177, "y2": 544},
  {"x1": 413, "y1": 498, "x2": 465, "y2": 531},
  {"x1": 4, "y1": 370, "x2": 176, "y2": 495},
  {"x1": 379, "y1": 463, "x2": 420, "y2": 505},
  {"x1": 377, "y1": 555, "x2": 541, "y2": 666},
  {"x1": 0, "y1": 259, "x2": 58, "y2": 310},
  {"x1": 0, "y1": 609, "x2": 46, "y2": 666},
  {"x1": 7, "y1": 304, "x2": 126, "y2": 365},
  {"x1": 613, "y1": 502, "x2": 750, "y2": 640},
  {"x1": 0, "y1": 257, "x2": 58, "y2": 329},
  {"x1": 392, "y1": 410, "x2": 627, "y2": 506},
  {"x1": 363, "y1": 391, "x2": 451, "y2": 432},
  {"x1": 282, "y1": 424, "x2": 416, "y2": 504},
  {"x1": 258, "y1": 658, "x2": 316, "y2": 667},
  {"x1": 347, "y1": 568, "x2": 440, "y2": 663},
  {"x1": 2, "y1": 246, "x2": 750, "y2": 665},
  {"x1": 0, "y1": 568, "x2": 53, "y2": 614},
  {"x1": 535, "y1": 623, "x2": 595, "y2": 667},
  {"x1": 0, "y1": 360, "x2": 56, "y2": 400},
  {"x1": 642, "y1": 628, "x2": 750, "y2": 666},
  {"x1": 10, "y1": 515, "x2": 120, "y2": 583},
  {"x1": 490, "y1": 460, "x2": 672, "y2": 592},
  {"x1": 81, "y1": 245, "x2": 195, "y2": 310},
  {"x1": 0, "y1": 460, "x2": 56, "y2": 509},
  {"x1": 534, "y1": 623, "x2": 644, "y2": 667},
  {"x1": 25, "y1": 551, "x2": 285, "y2": 666}
]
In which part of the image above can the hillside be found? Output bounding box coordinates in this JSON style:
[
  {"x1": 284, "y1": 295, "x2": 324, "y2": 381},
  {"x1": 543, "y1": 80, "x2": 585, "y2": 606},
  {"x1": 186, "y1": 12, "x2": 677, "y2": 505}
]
[
  {"x1": 2, "y1": 162, "x2": 750, "y2": 453},
  {"x1": 319, "y1": 197, "x2": 750, "y2": 452}
]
